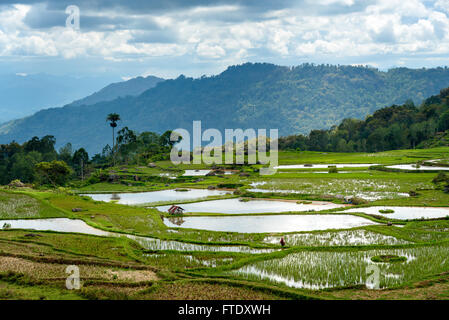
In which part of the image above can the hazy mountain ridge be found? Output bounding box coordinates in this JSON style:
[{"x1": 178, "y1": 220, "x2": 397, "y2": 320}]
[
  {"x1": 69, "y1": 75, "x2": 164, "y2": 107},
  {"x1": 2, "y1": 63, "x2": 449, "y2": 155},
  {"x1": 0, "y1": 73, "x2": 117, "y2": 123}
]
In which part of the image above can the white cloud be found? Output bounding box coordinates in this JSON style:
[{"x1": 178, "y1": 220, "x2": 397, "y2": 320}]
[
  {"x1": 310, "y1": 0, "x2": 355, "y2": 6},
  {"x1": 0, "y1": 4, "x2": 30, "y2": 32},
  {"x1": 435, "y1": 0, "x2": 449, "y2": 13},
  {"x1": 267, "y1": 28, "x2": 294, "y2": 55},
  {"x1": 0, "y1": 1, "x2": 449, "y2": 70},
  {"x1": 196, "y1": 42, "x2": 226, "y2": 59}
]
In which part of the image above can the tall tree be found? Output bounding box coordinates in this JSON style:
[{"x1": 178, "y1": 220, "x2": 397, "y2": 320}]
[
  {"x1": 106, "y1": 113, "x2": 120, "y2": 165},
  {"x1": 116, "y1": 127, "x2": 137, "y2": 164},
  {"x1": 58, "y1": 143, "x2": 73, "y2": 164},
  {"x1": 72, "y1": 148, "x2": 89, "y2": 179}
]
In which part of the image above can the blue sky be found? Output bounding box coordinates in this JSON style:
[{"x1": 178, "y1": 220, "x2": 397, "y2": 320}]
[{"x1": 1, "y1": 0, "x2": 449, "y2": 79}]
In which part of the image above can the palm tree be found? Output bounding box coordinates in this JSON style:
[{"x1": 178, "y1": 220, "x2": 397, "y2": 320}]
[{"x1": 106, "y1": 113, "x2": 120, "y2": 165}]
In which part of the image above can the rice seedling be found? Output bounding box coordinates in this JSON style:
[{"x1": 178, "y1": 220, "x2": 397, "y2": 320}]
[
  {"x1": 0, "y1": 192, "x2": 46, "y2": 218},
  {"x1": 262, "y1": 229, "x2": 410, "y2": 247},
  {"x1": 125, "y1": 235, "x2": 275, "y2": 254},
  {"x1": 249, "y1": 173, "x2": 434, "y2": 201},
  {"x1": 371, "y1": 255, "x2": 407, "y2": 263},
  {"x1": 231, "y1": 246, "x2": 449, "y2": 290}
]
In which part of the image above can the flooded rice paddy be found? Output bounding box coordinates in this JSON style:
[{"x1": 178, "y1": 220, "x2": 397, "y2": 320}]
[
  {"x1": 341, "y1": 206, "x2": 449, "y2": 220},
  {"x1": 0, "y1": 218, "x2": 273, "y2": 254},
  {"x1": 263, "y1": 229, "x2": 410, "y2": 246},
  {"x1": 156, "y1": 198, "x2": 346, "y2": 214},
  {"x1": 182, "y1": 170, "x2": 212, "y2": 176},
  {"x1": 163, "y1": 214, "x2": 378, "y2": 233},
  {"x1": 0, "y1": 218, "x2": 111, "y2": 236},
  {"x1": 247, "y1": 178, "x2": 419, "y2": 200},
  {"x1": 82, "y1": 189, "x2": 231, "y2": 205},
  {"x1": 232, "y1": 246, "x2": 449, "y2": 289},
  {"x1": 125, "y1": 235, "x2": 275, "y2": 254},
  {"x1": 386, "y1": 164, "x2": 449, "y2": 171},
  {"x1": 274, "y1": 164, "x2": 378, "y2": 169},
  {"x1": 247, "y1": 188, "x2": 409, "y2": 200}
]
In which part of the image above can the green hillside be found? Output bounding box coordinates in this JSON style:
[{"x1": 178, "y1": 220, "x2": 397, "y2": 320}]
[
  {"x1": 279, "y1": 87, "x2": 449, "y2": 152},
  {"x1": 2, "y1": 63, "x2": 449, "y2": 155}
]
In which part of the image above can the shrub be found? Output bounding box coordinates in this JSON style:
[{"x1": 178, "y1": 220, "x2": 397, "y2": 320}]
[
  {"x1": 371, "y1": 255, "x2": 407, "y2": 263},
  {"x1": 432, "y1": 172, "x2": 449, "y2": 184},
  {"x1": 409, "y1": 190, "x2": 419, "y2": 197},
  {"x1": 350, "y1": 197, "x2": 367, "y2": 205},
  {"x1": 87, "y1": 175, "x2": 101, "y2": 184},
  {"x1": 328, "y1": 167, "x2": 338, "y2": 173},
  {"x1": 35, "y1": 160, "x2": 72, "y2": 186},
  {"x1": 379, "y1": 209, "x2": 395, "y2": 214},
  {"x1": 217, "y1": 183, "x2": 243, "y2": 189}
]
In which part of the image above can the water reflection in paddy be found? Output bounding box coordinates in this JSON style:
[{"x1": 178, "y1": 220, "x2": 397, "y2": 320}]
[
  {"x1": 0, "y1": 218, "x2": 272, "y2": 254},
  {"x1": 126, "y1": 235, "x2": 274, "y2": 254},
  {"x1": 0, "y1": 218, "x2": 110, "y2": 236},
  {"x1": 157, "y1": 198, "x2": 345, "y2": 214},
  {"x1": 182, "y1": 170, "x2": 234, "y2": 176},
  {"x1": 309, "y1": 171, "x2": 369, "y2": 174},
  {"x1": 247, "y1": 188, "x2": 409, "y2": 201},
  {"x1": 163, "y1": 214, "x2": 378, "y2": 233},
  {"x1": 274, "y1": 164, "x2": 378, "y2": 169},
  {"x1": 341, "y1": 206, "x2": 449, "y2": 220},
  {"x1": 182, "y1": 170, "x2": 212, "y2": 176},
  {"x1": 82, "y1": 189, "x2": 230, "y2": 205},
  {"x1": 263, "y1": 229, "x2": 410, "y2": 246},
  {"x1": 232, "y1": 246, "x2": 449, "y2": 289},
  {"x1": 385, "y1": 164, "x2": 449, "y2": 171}
]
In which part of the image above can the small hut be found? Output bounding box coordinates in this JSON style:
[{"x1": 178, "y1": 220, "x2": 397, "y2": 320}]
[{"x1": 168, "y1": 205, "x2": 185, "y2": 215}]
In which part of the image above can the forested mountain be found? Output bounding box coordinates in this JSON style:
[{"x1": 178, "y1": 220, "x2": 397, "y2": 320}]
[
  {"x1": 69, "y1": 75, "x2": 164, "y2": 107},
  {"x1": 2, "y1": 63, "x2": 449, "y2": 155},
  {"x1": 279, "y1": 87, "x2": 449, "y2": 152}
]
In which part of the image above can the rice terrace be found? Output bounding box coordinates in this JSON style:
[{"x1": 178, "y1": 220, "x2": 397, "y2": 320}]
[
  {"x1": 1, "y1": 144, "x2": 449, "y2": 301},
  {"x1": 2, "y1": 0, "x2": 449, "y2": 309}
]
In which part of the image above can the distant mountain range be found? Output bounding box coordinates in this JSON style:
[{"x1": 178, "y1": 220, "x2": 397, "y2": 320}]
[
  {"x1": 69, "y1": 75, "x2": 164, "y2": 107},
  {"x1": 0, "y1": 73, "x2": 118, "y2": 123},
  {"x1": 2, "y1": 63, "x2": 449, "y2": 155}
]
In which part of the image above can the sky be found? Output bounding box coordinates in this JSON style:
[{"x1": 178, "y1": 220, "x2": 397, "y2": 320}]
[{"x1": 1, "y1": 0, "x2": 449, "y2": 79}]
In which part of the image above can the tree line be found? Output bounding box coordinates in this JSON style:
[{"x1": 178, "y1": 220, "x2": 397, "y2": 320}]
[
  {"x1": 278, "y1": 87, "x2": 449, "y2": 152},
  {"x1": 0, "y1": 113, "x2": 176, "y2": 186}
]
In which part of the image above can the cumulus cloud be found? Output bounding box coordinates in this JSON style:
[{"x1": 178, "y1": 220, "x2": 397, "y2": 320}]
[
  {"x1": 0, "y1": 0, "x2": 448, "y2": 74},
  {"x1": 196, "y1": 42, "x2": 226, "y2": 59},
  {"x1": 436, "y1": 0, "x2": 449, "y2": 12}
]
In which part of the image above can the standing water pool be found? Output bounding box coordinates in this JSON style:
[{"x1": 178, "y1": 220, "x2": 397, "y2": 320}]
[
  {"x1": 82, "y1": 189, "x2": 231, "y2": 205},
  {"x1": 163, "y1": 214, "x2": 378, "y2": 233},
  {"x1": 157, "y1": 198, "x2": 346, "y2": 214}
]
